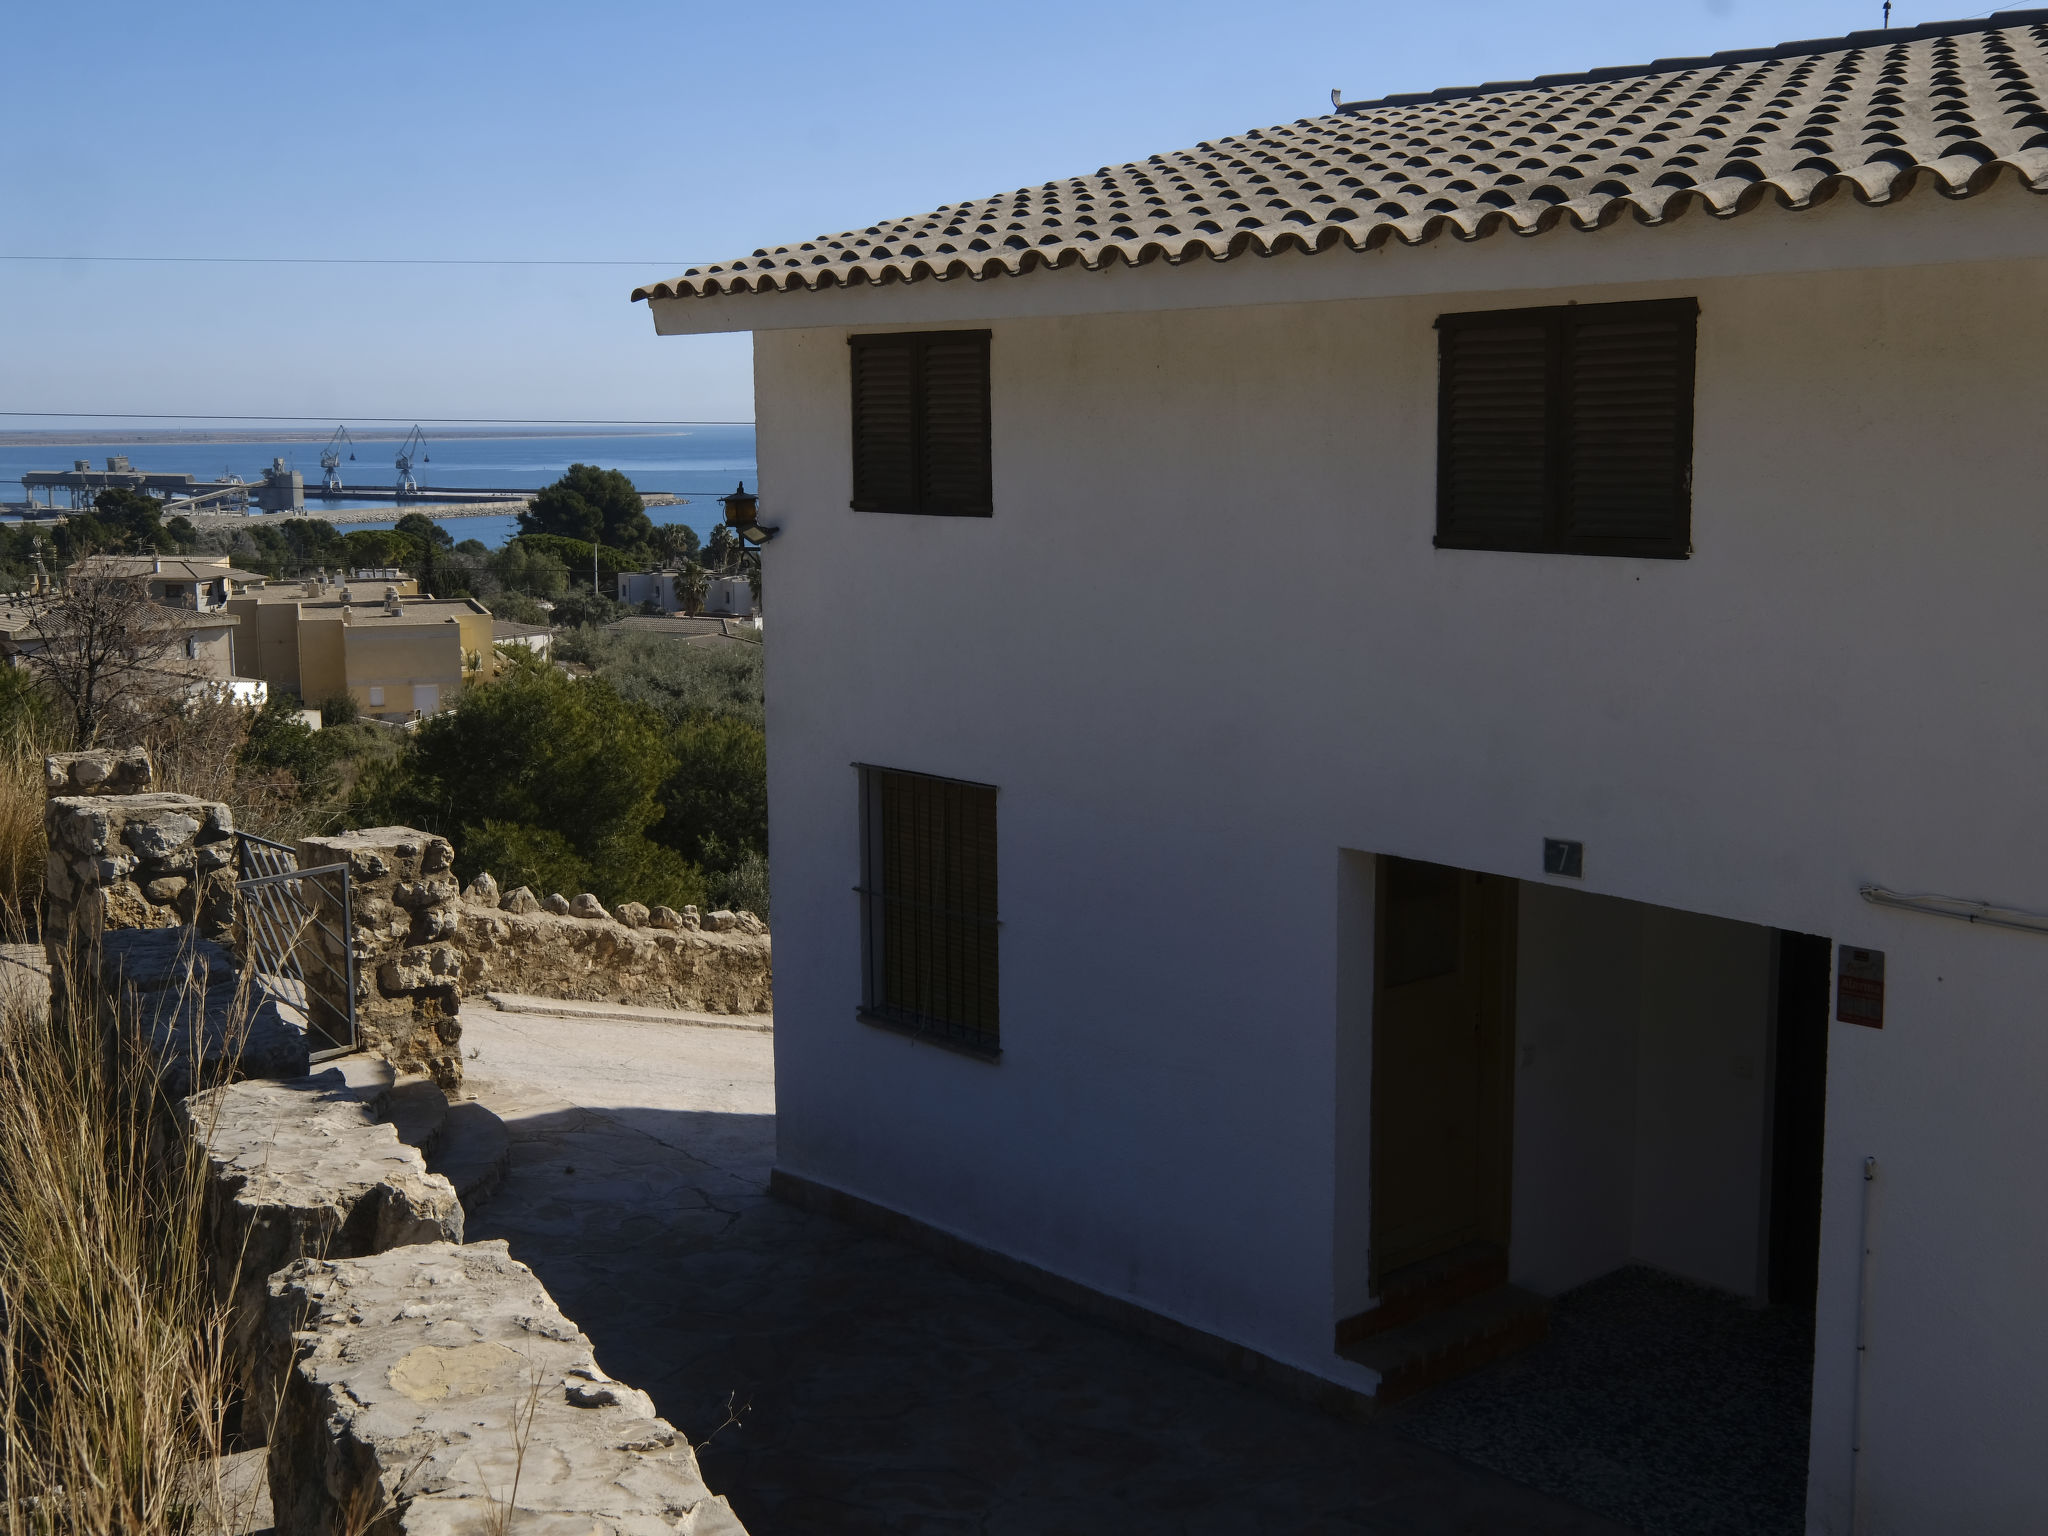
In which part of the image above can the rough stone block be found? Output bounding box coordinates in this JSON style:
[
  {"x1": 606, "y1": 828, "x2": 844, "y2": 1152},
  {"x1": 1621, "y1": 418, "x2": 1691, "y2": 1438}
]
[
  {"x1": 44, "y1": 791, "x2": 236, "y2": 964},
  {"x1": 461, "y1": 871, "x2": 500, "y2": 907},
  {"x1": 265, "y1": 1241, "x2": 747, "y2": 1536},
  {"x1": 501, "y1": 886, "x2": 540, "y2": 915},
  {"x1": 179, "y1": 1071, "x2": 462, "y2": 1441},
  {"x1": 647, "y1": 905, "x2": 684, "y2": 930},
  {"x1": 542, "y1": 892, "x2": 572, "y2": 916},
  {"x1": 615, "y1": 901, "x2": 649, "y2": 928},
  {"x1": 44, "y1": 746, "x2": 154, "y2": 797},
  {"x1": 706, "y1": 910, "x2": 738, "y2": 933},
  {"x1": 568, "y1": 893, "x2": 609, "y2": 921}
]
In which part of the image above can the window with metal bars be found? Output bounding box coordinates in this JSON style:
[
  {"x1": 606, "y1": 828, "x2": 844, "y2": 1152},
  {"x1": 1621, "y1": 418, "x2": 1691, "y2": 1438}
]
[
  {"x1": 1435, "y1": 298, "x2": 1697, "y2": 559},
  {"x1": 848, "y1": 330, "x2": 993, "y2": 517},
  {"x1": 858, "y1": 765, "x2": 1000, "y2": 1058}
]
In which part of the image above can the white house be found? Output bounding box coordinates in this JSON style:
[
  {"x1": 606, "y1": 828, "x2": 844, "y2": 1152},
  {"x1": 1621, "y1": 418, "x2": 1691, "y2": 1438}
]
[
  {"x1": 637, "y1": 16, "x2": 2048, "y2": 1532},
  {"x1": 701, "y1": 574, "x2": 754, "y2": 618},
  {"x1": 617, "y1": 568, "x2": 682, "y2": 611}
]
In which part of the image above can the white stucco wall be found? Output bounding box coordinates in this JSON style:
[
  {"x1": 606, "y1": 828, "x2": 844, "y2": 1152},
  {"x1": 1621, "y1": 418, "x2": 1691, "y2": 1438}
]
[
  {"x1": 1510, "y1": 883, "x2": 1642, "y2": 1296},
  {"x1": 1511, "y1": 885, "x2": 1774, "y2": 1301},
  {"x1": 744, "y1": 192, "x2": 2048, "y2": 1534}
]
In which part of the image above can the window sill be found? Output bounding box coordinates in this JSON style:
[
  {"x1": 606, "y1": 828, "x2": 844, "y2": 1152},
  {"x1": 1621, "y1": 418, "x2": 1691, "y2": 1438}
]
[{"x1": 856, "y1": 1008, "x2": 1001, "y2": 1063}]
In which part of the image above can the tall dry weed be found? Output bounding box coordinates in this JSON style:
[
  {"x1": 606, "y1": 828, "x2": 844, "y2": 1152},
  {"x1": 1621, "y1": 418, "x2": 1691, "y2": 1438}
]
[
  {"x1": 0, "y1": 956, "x2": 248, "y2": 1536},
  {"x1": 0, "y1": 727, "x2": 47, "y2": 941}
]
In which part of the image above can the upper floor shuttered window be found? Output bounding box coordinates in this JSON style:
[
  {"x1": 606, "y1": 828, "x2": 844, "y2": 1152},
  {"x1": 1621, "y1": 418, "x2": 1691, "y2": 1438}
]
[
  {"x1": 849, "y1": 330, "x2": 993, "y2": 517},
  {"x1": 1436, "y1": 298, "x2": 1697, "y2": 559}
]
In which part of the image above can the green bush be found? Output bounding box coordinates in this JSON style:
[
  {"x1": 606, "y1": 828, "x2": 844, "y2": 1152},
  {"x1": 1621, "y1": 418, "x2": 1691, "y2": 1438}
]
[
  {"x1": 459, "y1": 819, "x2": 593, "y2": 901},
  {"x1": 659, "y1": 713, "x2": 767, "y2": 871},
  {"x1": 707, "y1": 850, "x2": 769, "y2": 920},
  {"x1": 567, "y1": 629, "x2": 763, "y2": 726},
  {"x1": 358, "y1": 653, "x2": 702, "y2": 910}
]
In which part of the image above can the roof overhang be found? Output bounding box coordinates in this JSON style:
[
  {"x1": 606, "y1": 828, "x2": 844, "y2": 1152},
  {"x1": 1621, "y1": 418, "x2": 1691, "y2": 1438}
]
[{"x1": 647, "y1": 170, "x2": 2048, "y2": 336}]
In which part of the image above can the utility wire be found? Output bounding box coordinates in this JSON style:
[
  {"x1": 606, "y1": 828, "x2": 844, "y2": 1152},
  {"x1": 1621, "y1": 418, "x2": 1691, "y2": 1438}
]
[
  {"x1": 0, "y1": 412, "x2": 751, "y2": 425},
  {"x1": 0, "y1": 254, "x2": 710, "y2": 268}
]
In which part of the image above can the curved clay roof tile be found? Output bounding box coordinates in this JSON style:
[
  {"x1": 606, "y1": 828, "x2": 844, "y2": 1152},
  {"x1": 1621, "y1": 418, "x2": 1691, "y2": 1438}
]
[{"x1": 633, "y1": 13, "x2": 2048, "y2": 306}]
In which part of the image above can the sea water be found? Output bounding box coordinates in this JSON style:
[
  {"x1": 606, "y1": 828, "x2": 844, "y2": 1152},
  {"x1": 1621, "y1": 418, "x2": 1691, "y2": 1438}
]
[{"x1": 0, "y1": 426, "x2": 757, "y2": 548}]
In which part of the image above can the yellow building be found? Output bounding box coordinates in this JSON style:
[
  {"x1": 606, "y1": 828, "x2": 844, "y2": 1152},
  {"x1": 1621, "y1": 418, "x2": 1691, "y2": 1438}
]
[{"x1": 226, "y1": 577, "x2": 502, "y2": 720}]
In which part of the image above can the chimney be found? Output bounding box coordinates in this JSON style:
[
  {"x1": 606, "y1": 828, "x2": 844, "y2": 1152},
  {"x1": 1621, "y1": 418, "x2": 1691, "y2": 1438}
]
[{"x1": 153, "y1": 557, "x2": 162, "y2": 574}]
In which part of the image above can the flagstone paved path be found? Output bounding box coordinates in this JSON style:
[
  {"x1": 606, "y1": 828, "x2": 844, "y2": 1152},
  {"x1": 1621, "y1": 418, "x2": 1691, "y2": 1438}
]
[{"x1": 460, "y1": 1003, "x2": 1632, "y2": 1536}]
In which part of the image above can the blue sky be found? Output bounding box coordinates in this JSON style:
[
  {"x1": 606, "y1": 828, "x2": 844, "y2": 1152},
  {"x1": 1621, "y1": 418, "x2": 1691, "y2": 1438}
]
[{"x1": 2, "y1": 0, "x2": 1920, "y2": 429}]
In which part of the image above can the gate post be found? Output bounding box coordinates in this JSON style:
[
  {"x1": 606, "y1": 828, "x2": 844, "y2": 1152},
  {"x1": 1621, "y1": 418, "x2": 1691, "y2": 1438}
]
[{"x1": 296, "y1": 827, "x2": 464, "y2": 1090}]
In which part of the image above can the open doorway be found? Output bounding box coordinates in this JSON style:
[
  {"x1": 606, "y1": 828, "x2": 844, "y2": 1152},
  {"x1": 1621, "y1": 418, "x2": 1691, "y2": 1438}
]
[{"x1": 1338, "y1": 859, "x2": 1833, "y2": 1530}]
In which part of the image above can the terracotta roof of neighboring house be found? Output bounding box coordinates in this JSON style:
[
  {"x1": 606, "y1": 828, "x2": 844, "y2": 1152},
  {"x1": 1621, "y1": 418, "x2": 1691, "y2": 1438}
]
[
  {"x1": 74, "y1": 555, "x2": 267, "y2": 583},
  {"x1": 634, "y1": 12, "x2": 2048, "y2": 305},
  {"x1": 0, "y1": 605, "x2": 238, "y2": 640}
]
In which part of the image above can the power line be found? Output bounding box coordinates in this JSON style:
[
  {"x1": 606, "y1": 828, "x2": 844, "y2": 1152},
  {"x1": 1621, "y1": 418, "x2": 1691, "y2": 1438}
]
[
  {"x1": 1, "y1": 254, "x2": 708, "y2": 268},
  {"x1": 0, "y1": 412, "x2": 752, "y2": 426}
]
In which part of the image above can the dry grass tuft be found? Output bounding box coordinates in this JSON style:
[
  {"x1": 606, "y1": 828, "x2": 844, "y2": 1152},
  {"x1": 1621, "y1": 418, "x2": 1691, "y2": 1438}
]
[
  {"x1": 0, "y1": 726, "x2": 47, "y2": 943},
  {"x1": 0, "y1": 957, "x2": 247, "y2": 1536}
]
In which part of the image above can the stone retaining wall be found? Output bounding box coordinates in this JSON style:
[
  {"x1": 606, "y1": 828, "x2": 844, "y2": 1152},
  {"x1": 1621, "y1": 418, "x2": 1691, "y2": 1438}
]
[
  {"x1": 266, "y1": 1241, "x2": 747, "y2": 1535},
  {"x1": 454, "y1": 878, "x2": 772, "y2": 1014},
  {"x1": 179, "y1": 1070, "x2": 462, "y2": 1440}
]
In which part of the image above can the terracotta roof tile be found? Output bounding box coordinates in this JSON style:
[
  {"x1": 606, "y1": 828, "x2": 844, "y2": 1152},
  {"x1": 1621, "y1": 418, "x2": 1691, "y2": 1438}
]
[{"x1": 635, "y1": 12, "x2": 2048, "y2": 305}]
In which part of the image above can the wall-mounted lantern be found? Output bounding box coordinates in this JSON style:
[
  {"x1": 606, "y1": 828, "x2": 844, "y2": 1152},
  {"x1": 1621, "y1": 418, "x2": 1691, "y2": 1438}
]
[{"x1": 719, "y1": 482, "x2": 778, "y2": 546}]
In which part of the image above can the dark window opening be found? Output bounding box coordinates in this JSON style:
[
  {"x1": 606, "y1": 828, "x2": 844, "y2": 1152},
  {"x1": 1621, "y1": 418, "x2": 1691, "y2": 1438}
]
[
  {"x1": 858, "y1": 765, "x2": 1000, "y2": 1057},
  {"x1": 849, "y1": 330, "x2": 993, "y2": 517},
  {"x1": 1436, "y1": 298, "x2": 1697, "y2": 558}
]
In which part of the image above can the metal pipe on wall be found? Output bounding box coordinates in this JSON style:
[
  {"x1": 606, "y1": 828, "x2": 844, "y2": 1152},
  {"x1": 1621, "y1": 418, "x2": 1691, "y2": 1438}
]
[{"x1": 1850, "y1": 1154, "x2": 1880, "y2": 1534}]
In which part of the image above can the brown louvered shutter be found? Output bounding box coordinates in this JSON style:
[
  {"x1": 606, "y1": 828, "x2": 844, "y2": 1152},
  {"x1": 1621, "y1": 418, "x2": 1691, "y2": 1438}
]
[
  {"x1": 918, "y1": 332, "x2": 993, "y2": 516},
  {"x1": 849, "y1": 329, "x2": 992, "y2": 517},
  {"x1": 1436, "y1": 298, "x2": 1695, "y2": 558},
  {"x1": 850, "y1": 333, "x2": 918, "y2": 513},
  {"x1": 863, "y1": 767, "x2": 1000, "y2": 1054},
  {"x1": 1564, "y1": 301, "x2": 1695, "y2": 557},
  {"x1": 1436, "y1": 315, "x2": 1554, "y2": 551}
]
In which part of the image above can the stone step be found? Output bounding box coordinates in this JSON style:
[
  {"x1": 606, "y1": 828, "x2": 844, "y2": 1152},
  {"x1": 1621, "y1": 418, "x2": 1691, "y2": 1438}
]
[
  {"x1": 1337, "y1": 1241, "x2": 1507, "y2": 1348},
  {"x1": 384, "y1": 1074, "x2": 449, "y2": 1161},
  {"x1": 330, "y1": 1053, "x2": 396, "y2": 1114},
  {"x1": 1340, "y1": 1284, "x2": 1550, "y2": 1405},
  {"x1": 429, "y1": 1099, "x2": 511, "y2": 1217}
]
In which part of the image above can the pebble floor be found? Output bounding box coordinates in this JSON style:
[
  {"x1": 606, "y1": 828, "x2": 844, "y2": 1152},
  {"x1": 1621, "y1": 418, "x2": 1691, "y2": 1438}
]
[{"x1": 461, "y1": 1006, "x2": 1808, "y2": 1536}]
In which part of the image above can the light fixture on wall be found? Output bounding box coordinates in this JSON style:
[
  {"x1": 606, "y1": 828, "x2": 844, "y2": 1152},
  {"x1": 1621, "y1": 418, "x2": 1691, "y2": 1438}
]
[{"x1": 719, "y1": 482, "x2": 777, "y2": 545}]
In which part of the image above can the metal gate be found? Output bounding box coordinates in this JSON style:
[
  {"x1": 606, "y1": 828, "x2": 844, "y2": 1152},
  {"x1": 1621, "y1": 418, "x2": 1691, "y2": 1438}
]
[{"x1": 236, "y1": 832, "x2": 357, "y2": 1059}]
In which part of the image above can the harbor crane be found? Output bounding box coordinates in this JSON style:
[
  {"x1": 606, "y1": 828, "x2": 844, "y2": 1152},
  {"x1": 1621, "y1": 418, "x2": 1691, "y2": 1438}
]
[
  {"x1": 394, "y1": 426, "x2": 430, "y2": 496},
  {"x1": 318, "y1": 426, "x2": 357, "y2": 493}
]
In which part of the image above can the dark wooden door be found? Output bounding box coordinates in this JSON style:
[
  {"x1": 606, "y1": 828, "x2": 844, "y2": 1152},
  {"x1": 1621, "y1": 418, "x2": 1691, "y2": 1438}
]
[{"x1": 1371, "y1": 858, "x2": 1517, "y2": 1284}]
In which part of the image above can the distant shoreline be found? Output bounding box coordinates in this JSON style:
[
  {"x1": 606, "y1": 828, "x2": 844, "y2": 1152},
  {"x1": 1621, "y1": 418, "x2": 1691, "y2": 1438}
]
[{"x1": 0, "y1": 427, "x2": 740, "y2": 448}]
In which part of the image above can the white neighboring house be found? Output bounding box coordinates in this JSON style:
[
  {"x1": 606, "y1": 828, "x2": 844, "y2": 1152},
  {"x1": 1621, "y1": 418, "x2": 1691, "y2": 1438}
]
[
  {"x1": 637, "y1": 17, "x2": 2048, "y2": 1532},
  {"x1": 492, "y1": 617, "x2": 553, "y2": 660},
  {"x1": 618, "y1": 568, "x2": 681, "y2": 611},
  {"x1": 701, "y1": 574, "x2": 754, "y2": 618}
]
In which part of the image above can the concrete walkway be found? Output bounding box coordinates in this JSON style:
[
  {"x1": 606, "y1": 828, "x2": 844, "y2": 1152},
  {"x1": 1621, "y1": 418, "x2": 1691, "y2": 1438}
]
[{"x1": 461, "y1": 1004, "x2": 1631, "y2": 1536}]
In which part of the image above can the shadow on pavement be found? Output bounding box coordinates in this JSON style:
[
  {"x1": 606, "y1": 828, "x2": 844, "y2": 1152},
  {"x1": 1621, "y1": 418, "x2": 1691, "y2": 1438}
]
[{"x1": 468, "y1": 1100, "x2": 1632, "y2": 1536}]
